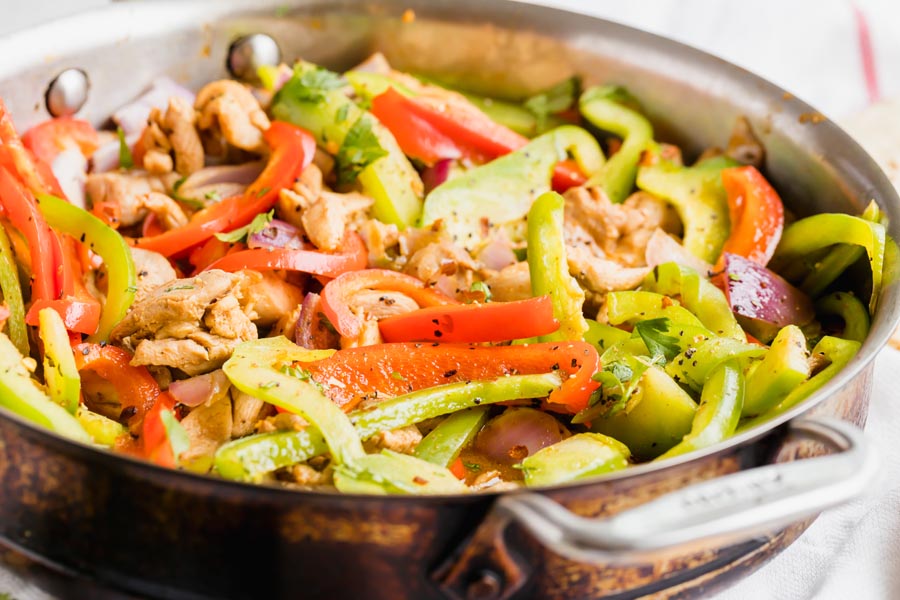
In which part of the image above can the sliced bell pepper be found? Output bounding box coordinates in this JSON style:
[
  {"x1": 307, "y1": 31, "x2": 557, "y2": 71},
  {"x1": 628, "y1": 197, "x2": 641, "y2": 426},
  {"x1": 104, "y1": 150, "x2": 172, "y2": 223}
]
[
  {"x1": 773, "y1": 212, "x2": 886, "y2": 313},
  {"x1": 642, "y1": 262, "x2": 745, "y2": 340},
  {"x1": 665, "y1": 337, "x2": 766, "y2": 392},
  {"x1": 590, "y1": 365, "x2": 696, "y2": 460},
  {"x1": 718, "y1": 166, "x2": 784, "y2": 266},
  {"x1": 22, "y1": 117, "x2": 100, "y2": 164},
  {"x1": 204, "y1": 231, "x2": 367, "y2": 276},
  {"x1": 414, "y1": 407, "x2": 490, "y2": 468},
  {"x1": 815, "y1": 291, "x2": 869, "y2": 344},
  {"x1": 0, "y1": 99, "x2": 64, "y2": 198},
  {"x1": 272, "y1": 62, "x2": 423, "y2": 228},
  {"x1": 142, "y1": 391, "x2": 177, "y2": 467},
  {"x1": 606, "y1": 291, "x2": 708, "y2": 331},
  {"x1": 320, "y1": 268, "x2": 458, "y2": 339},
  {"x1": 0, "y1": 166, "x2": 63, "y2": 302},
  {"x1": 657, "y1": 360, "x2": 745, "y2": 460},
  {"x1": 38, "y1": 307, "x2": 81, "y2": 414},
  {"x1": 520, "y1": 432, "x2": 630, "y2": 487},
  {"x1": 742, "y1": 325, "x2": 810, "y2": 417},
  {"x1": 0, "y1": 332, "x2": 89, "y2": 442},
  {"x1": 370, "y1": 88, "x2": 465, "y2": 166},
  {"x1": 293, "y1": 340, "x2": 600, "y2": 413},
  {"x1": 133, "y1": 121, "x2": 315, "y2": 257},
  {"x1": 740, "y1": 336, "x2": 860, "y2": 431},
  {"x1": 37, "y1": 193, "x2": 136, "y2": 342},
  {"x1": 378, "y1": 295, "x2": 558, "y2": 343},
  {"x1": 637, "y1": 155, "x2": 739, "y2": 263},
  {"x1": 333, "y1": 450, "x2": 466, "y2": 495},
  {"x1": 76, "y1": 405, "x2": 126, "y2": 447},
  {"x1": 580, "y1": 85, "x2": 653, "y2": 203},
  {"x1": 420, "y1": 125, "x2": 603, "y2": 250},
  {"x1": 527, "y1": 191, "x2": 588, "y2": 342},
  {"x1": 73, "y1": 343, "x2": 160, "y2": 430},
  {"x1": 0, "y1": 222, "x2": 27, "y2": 355}
]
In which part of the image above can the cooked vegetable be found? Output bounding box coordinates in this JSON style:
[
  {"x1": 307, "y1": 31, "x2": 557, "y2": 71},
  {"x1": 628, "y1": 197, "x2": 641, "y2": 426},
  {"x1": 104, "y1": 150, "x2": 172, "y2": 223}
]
[
  {"x1": 414, "y1": 407, "x2": 490, "y2": 468},
  {"x1": 38, "y1": 307, "x2": 80, "y2": 414},
  {"x1": 815, "y1": 291, "x2": 870, "y2": 343},
  {"x1": 742, "y1": 325, "x2": 809, "y2": 417},
  {"x1": 0, "y1": 222, "x2": 27, "y2": 355},
  {"x1": 520, "y1": 433, "x2": 630, "y2": 487},
  {"x1": 719, "y1": 165, "x2": 784, "y2": 266}
]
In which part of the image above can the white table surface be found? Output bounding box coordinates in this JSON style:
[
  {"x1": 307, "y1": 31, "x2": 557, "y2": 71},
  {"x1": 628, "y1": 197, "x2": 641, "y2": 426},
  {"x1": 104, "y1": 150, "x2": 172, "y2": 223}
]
[{"x1": 2, "y1": 1, "x2": 900, "y2": 599}]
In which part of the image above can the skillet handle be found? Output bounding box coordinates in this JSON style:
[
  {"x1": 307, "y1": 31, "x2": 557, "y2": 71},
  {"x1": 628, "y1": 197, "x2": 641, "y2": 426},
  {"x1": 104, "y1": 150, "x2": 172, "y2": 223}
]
[{"x1": 496, "y1": 416, "x2": 878, "y2": 564}]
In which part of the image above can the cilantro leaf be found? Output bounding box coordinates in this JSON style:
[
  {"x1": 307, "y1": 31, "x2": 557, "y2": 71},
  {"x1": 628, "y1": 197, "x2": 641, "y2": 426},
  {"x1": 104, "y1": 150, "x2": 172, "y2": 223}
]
[
  {"x1": 335, "y1": 116, "x2": 387, "y2": 185},
  {"x1": 117, "y1": 127, "x2": 134, "y2": 169},
  {"x1": 214, "y1": 210, "x2": 274, "y2": 243},
  {"x1": 524, "y1": 76, "x2": 579, "y2": 128},
  {"x1": 280, "y1": 66, "x2": 345, "y2": 104},
  {"x1": 634, "y1": 317, "x2": 681, "y2": 362},
  {"x1": 159, "y1": 409, "x2": 190, "y2": 466}
]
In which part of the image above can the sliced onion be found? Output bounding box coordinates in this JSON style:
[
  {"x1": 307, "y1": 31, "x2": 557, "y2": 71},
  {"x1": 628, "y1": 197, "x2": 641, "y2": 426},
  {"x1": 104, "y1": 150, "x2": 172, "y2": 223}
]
[
  {"x1": 91, "y1": 132, "x2": 141, "y2": 173},
  {"x1": 180, "y1": 162, "x2": 265, "y2": 189},
  {"x1": 645, "y1": 229, "x2": 712, "y2": 274},
  {"x1": 113, "y1": 77, "x2": 196, "y2": 136},
  {"x1": 52, "y1": 148, "x2": 88, "y2": 208},
  {"x1": 247, "y1": 219, "x2": 305, "y2": 250},
  {"x1": 169, "y1": 370, "x2": 230, "y2": 408},
  {"x1": 476, "y1": 237, "x2": 517, "y2": 271},
  {"x1": 422, "y1": 159, "x2": 453, "y2": 194},
  {"x1": 475, "y1": 408, "x2": 571, "y2": 465},
  {"x1": 295, "y1": 292, "x2": 340, "y2": 350},
  {"x1": 177, "y1": 183, "x2": 249, "y2": 206}
]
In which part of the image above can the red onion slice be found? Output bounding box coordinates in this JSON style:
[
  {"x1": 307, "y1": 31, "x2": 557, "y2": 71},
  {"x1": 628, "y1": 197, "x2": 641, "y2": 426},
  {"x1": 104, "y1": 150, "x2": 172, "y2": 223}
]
[
  {"x1": 295, "y1": 292, "x2": 340, "y2": 350},
  {"x1": 113, "y1": 77, "x2": 196, "y2": 136},
  {"x1": 52, "y1": 148, "x2": 88, "y2": 208},
  {"x1": 475, "y1": 408, "x2": 571, "y2": 465},
  {"x1": 169, "y1": 370, "x2": 230, "y2": 408},
  {"x1": 247, "y1": 219, "x2": 306, "y2": 250},
  {"x1": 180, "y1": 162, "x2": 265, "y2": 189},
  {"x1": 422, "y1": 158, "x2": 453, "y2": 194},
  {"x1": 91, "y1": 132, "x2": 141, "y2": 173}
]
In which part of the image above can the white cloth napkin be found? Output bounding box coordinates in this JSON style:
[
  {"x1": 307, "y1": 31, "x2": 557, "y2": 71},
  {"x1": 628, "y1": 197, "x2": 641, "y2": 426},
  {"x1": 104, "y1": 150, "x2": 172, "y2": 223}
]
[{"x1": 3, "y1": 1, "x2": 900, "y2": 599}]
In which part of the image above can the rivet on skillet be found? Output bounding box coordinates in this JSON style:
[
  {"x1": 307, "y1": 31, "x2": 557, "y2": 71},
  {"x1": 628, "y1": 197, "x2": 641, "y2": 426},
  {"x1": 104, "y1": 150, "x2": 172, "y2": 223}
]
[
  {"x1": 227, "y1": 33, "x2": 281, "y2": 83},
  {"x1": 466, "y1": 569, "x2": 502, "y2": 600},
  {"x1": 45, "y1": 68, "x2": 89, "y2": 117}
]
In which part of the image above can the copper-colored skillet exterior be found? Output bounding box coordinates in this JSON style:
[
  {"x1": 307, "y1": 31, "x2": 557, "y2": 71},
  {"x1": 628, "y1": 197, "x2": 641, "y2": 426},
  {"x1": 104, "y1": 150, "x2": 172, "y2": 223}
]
[{"x1": 0, "y1": 1, "x2": 897, "y2": 598}]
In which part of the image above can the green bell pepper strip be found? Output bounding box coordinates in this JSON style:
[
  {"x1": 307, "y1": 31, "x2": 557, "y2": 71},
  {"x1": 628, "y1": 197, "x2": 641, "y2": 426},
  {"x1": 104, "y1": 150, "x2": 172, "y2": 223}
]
[
  {"x1": 520, "y1": 432, "x2": 631, "y2": 487},
  {"x1": 795, "y1": 200, "x2": 882, "y2": 297},
  {"x1": 742, "y1": 325, "x2": 810, "y2": 417},
  {"x1": 642, "y1": 262, "x2": 745, "y2": 340},
  {"x1": 740, "y1": 336, "x2": 860, "y2": 431},
  {"x1": 0, "y1": 332, "x2": 90, "y2": 443},
  {"x1": 413, "y1": 407, "x2": 490, "y2": 467},
  {"x1": 581, "y1": 85, "x2": 653, "y2": 204},
  {"x1": 37, "y1": 193, "x2": 136, "y2": 343},
  {"x1": 76, "y1": 406, "x2": 125, "y2": 447},
  {"x1": 591, "y1": 365, "x2": 697, "y2": 460},
  {"x1": 584, "y1": 318, "x2": 631, "y2": 352},
  {"x1": 814, "y1": 292, "x2": 870, "y2": 344},
  {"x1": 334, "y1": 450, "x2": 466, "y2": 495},
  {"x1": 637, "y1": 156, "x2": 739, "y2": 263},
  {"x1": 350, "y1": 372, "x2": 562, "y2": 439},
  {"x1": 657, "y1": 360, "x2": 744, "y2": 460},
  {"x1": 773, "y1": 212, "x2": 885, "y2": 314},
  {"x1": 0, "y1": 222, "x2": 27, "y2": 355},
  {"x1": 665, "y1": 337, "x2": 765, "y2": 392},
  {"x1": 215, "y1": 341, "x2": 560, "y2": 482},
  {"x1": 527, "y1": 191, "x2": 588, "y2": 342},
  {"x1": 223, "y1": 337, "x2": 366, "y2": 466},
  {"x1": 420, "y1": 125, "x2": 604, "y2": 250},
  {"x1": 272, "y1": 62, "x2": 424, "y2": 228},
  {"x1": 38, "y1": 307, "x2": 80, "y2": 414},
  {"x1": 606, "y1": 290, "x2": 707, "y2": 330}
]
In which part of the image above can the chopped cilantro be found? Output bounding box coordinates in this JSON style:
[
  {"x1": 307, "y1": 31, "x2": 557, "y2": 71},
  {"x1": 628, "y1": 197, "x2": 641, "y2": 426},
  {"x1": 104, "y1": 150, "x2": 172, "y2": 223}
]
[
  {"x1": 463, "y1": 461, "x2": 482, "y2": 472},
  {"x1": 335, "y1": 116, "x2": 387, "y2": 185},
  {"x1": 215, "y1": 210, "x2": 274, "y2": 243},
  {"x1": 164, "y1": 284, "x2": 195, "y2": 293},
  {"x1": 171, "y1": 176, "x2": 205, "y2": 209},
  {"x1": 117, "y1": 127, "x2": 134, "y2": 170},
  {"x1": 523, "y1": 76, "x2": 579, "y2": 128},
  {"x1": 282, "y1": 66, "x2": 346, "y2": 104},
  {"x1": 634, "y1": 317, "x2": 682, "y2": 362},
  {"x1": 204, "y1": 190, "x2": 221, "y2": 201}
]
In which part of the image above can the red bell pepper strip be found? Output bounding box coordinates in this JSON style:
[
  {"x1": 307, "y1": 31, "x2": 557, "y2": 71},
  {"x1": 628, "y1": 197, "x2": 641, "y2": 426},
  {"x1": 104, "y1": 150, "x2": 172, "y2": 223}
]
[
  {"x1": 21, "y1": 117, "x2": 100, "y2": 164},
  {"x1": 320, "y1": 268, "x2": 459, "y2": 339},
  {"x1": 188, "y1": 237, "x2": 245, "y2": 273},
  {"x1": 0, "y1": 100, "x2": 64, "y2": 198},
  {"x1": 378, "y1": 295, "x2": 559, "y2": 343},
  {"x1": 133, "y1": 121, "x2": 316, "y2": 257},
  {"x1": 295, "y1": 341, "x2": 600, "y2": 414},
  {"x1": 204, "y1": 231, "x2": 367, "y2": 276},
  {"x1": 0, "y1": 166, "x2": 63, "y2": 301},
  {"x1": 142, "y1": 391, "x2": 177, "y2": 468},
  {"x1": 73, "y1": 343, "x2": 161, "y2": 429},
  {"x1": 719, "y1": 166, "x2": 784, "y2": 266},
  {"x1": 370, "y1": 88, "x2": 586, "y2": 190}
]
